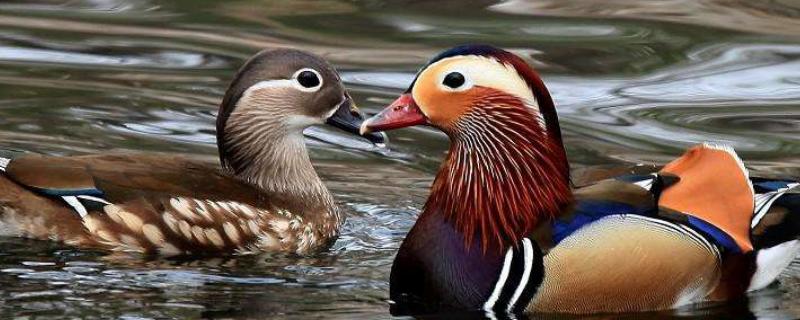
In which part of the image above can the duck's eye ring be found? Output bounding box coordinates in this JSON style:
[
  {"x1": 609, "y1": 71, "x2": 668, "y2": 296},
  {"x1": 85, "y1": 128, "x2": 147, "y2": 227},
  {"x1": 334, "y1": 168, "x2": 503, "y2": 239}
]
[
  {"x1": 293, "y1": 68, "x2": 323, "y2": 92},
  {"x1": 442, "y1": 72, "x2": 466, "y2": 90},
  {"x1": 297, "y1": 71, "x2": 320, "y2": 88}
]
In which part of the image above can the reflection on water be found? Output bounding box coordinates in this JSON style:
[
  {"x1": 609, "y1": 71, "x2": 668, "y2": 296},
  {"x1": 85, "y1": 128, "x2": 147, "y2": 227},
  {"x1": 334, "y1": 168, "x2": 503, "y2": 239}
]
[
  {"x1": 491, "y1": 0, "x2": 800, "y2": 36},
  {"x1": 0, "y1": 0, "x2": 799, "y2": 319}
]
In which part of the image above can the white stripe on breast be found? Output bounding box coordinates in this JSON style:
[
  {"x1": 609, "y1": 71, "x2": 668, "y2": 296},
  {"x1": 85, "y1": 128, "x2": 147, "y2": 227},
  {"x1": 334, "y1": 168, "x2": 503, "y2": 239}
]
[
  {"x1": 483, "y1": 247, "x2": 514, "y2": 312},
  {"x1": 506, "y1": 238, "x2": 534, "y2": 311}
]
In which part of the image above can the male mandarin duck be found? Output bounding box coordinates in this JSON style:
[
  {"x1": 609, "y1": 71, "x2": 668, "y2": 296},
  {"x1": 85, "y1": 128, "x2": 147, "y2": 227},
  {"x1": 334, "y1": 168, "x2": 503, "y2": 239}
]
[
  {"x1": 0, "y1": 48, "x2": 383, "y2": 256},
  {"x1": 361, "y1": 45, "x2": 800, "y2": 315}
]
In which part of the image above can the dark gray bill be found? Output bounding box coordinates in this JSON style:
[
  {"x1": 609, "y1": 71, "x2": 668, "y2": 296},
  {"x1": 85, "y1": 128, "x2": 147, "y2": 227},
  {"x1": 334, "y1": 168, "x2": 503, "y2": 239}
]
[{"x1": 326, "y1": 93, "x2": 386, "y2": 144}]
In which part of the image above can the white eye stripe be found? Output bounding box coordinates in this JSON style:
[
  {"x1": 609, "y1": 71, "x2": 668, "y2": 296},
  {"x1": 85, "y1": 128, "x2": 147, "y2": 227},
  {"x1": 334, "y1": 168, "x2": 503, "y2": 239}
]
[
  {"x1": 292, "y1": 68, "x2": 323, "y2": 92},
  {"x1": 238, "y1": 68, "x2": 324, "y2": 97},
  {"x1": 425, "y1": 55, "x2": 537, "y2": 106},
  {"x1": 244, "y1": 79, "x2": 294, "y2": 92}
]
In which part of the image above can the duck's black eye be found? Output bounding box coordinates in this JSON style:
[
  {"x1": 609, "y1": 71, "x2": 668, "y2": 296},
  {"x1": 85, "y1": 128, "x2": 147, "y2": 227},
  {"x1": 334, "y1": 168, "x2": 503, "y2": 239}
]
[
  {"x1": 443, "y1": 72, "x2": 465, "y2": 89},
  {"x1": 297, "y1": 70, "x2": 320, "y2": 88}
]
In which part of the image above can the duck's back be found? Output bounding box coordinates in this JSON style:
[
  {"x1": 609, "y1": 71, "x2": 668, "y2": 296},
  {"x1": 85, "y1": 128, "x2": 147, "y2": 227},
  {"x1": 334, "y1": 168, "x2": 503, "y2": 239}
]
[
  {"x1": 388, "y1": 144, "x2": 800, "y2": 315},
  {"x1": 0, "y1": 153, "x2": 333, "y2": 255},
  {"x1": 531, "y1": 144, "x2": 800, "y2": 313}
]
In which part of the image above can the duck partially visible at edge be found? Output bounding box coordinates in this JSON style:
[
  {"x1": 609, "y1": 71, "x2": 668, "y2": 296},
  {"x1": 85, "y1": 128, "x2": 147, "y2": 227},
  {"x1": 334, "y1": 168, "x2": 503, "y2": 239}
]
[
  {"x1": 362, "y1": 44, "x2": 800, "y2": 315},
  {"x1": 0, "y1": 48, "x2": 383, "y2": 256}
]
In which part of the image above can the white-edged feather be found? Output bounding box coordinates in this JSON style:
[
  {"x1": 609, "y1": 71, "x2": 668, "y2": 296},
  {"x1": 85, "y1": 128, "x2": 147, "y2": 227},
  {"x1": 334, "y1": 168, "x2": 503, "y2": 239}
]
[
  {"x1": 748, "y1": 240, "x2": 800, "y2": 292},
  {"x1": 62, "y1": 196, "x2": 88, "y2": 218},
  {"x1": 0, "y1": 157, "x2": 10, "y2": 172},
  {"x1": 484, "y1": 247, "x2": 514, "y2": 312},
  {"x1": 700, "y1": 143, "x2": 754, "y2": 195},
  {"x1": 752, "y1": 183, "x2": 800, "y2": 228}
]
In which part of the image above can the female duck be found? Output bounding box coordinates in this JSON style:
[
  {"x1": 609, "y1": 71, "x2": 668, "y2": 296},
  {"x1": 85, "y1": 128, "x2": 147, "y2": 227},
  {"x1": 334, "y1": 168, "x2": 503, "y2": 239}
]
[
  {"x1": 0, "y1": 48, "x2": 383, "y2": 256},
  {"x1": 362, "y1": 45, "x2": 800, "y2": 315}
]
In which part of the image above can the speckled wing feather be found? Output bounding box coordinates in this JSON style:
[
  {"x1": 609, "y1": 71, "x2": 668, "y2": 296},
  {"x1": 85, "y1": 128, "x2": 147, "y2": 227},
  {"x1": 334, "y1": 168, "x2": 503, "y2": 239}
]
[{"x1": 0, "y1": 154, "x2": 333, "y2": 255}]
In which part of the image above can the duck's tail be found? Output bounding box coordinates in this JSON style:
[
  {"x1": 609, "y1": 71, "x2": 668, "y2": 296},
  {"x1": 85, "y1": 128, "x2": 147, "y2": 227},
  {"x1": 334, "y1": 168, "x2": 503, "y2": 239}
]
[{"x1": 748, "y1": 180, "x2": 800, "y2": 291}]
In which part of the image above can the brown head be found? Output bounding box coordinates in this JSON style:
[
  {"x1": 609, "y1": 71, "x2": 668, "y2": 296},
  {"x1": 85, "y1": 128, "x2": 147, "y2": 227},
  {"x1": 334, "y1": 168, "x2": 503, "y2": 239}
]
[
  {"x1": 362, "y1": 45, "x2": 571, "y2": 251},
  {"x1": 216, "y1": 49, "x2": 383, "y2": 198}
]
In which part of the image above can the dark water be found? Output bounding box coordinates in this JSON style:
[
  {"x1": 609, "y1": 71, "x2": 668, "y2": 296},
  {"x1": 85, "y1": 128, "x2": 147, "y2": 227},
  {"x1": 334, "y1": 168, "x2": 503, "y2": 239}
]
[{"x1": 0, "y1": 0, "x2": 799, "y2": 319}]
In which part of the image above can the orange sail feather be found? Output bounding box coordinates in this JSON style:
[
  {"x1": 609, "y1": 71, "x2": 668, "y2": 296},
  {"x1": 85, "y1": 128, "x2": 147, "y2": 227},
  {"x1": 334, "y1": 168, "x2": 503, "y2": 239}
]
[{"x1": 659, "y1": 144, "x2": 755, "y2": 252}]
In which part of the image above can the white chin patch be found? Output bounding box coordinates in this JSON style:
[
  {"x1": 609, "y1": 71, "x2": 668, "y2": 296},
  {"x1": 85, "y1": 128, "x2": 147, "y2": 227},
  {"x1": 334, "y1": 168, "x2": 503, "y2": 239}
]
[
  {"x1": 287, "y1": 114, "x2": 323, "y2": 128},
  {"x1": 324, "y1": 104, "x2": 340, "y2": 119}
]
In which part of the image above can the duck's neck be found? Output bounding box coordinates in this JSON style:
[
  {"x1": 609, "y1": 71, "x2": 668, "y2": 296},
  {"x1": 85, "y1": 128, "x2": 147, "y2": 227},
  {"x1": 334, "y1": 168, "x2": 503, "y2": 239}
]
[
  {"x1": 219, "y1": 123, "x2": 333, "y2": 209},
  {"x1": 424, "y1": 104, "x2": 572, "y2": 252}
]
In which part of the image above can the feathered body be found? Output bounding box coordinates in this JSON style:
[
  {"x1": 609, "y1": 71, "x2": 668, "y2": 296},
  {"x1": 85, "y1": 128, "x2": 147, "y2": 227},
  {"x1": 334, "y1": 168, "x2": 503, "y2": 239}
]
[
  {"x1": 0, "y1": 49, "x2": 382, "y2": 255},
  {"x1": 362, "y1": 44, "x2": 800, "y2": 316}
]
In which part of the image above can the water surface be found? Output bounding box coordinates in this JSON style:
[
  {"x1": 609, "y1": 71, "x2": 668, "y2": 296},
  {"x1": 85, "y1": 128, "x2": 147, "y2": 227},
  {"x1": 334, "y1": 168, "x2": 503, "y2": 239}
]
[{"x1": 1, "y1": 1, "x2": 799, "y2": 319}]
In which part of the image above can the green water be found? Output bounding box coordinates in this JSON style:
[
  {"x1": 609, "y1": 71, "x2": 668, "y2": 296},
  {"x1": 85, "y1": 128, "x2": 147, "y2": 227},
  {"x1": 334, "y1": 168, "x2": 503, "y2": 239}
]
[{"x1": 0, "y1": 1, "x2": 799, "y2": 319}]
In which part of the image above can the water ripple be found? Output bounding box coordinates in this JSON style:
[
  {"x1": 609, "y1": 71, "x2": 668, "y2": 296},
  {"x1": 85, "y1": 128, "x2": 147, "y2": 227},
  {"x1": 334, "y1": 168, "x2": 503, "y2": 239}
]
[{"x1": 0, "y1": 1, "x2": 799, "y2": 319}]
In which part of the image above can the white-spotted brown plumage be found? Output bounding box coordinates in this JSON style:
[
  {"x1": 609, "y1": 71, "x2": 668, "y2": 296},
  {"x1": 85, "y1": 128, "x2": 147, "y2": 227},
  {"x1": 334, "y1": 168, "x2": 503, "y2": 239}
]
[
  {"x1": 77, "y1": 197, "x2": 332, "y2": 255},
  {"x1": 0, "y1": 48, "x2": 381, "y2": 255}
]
